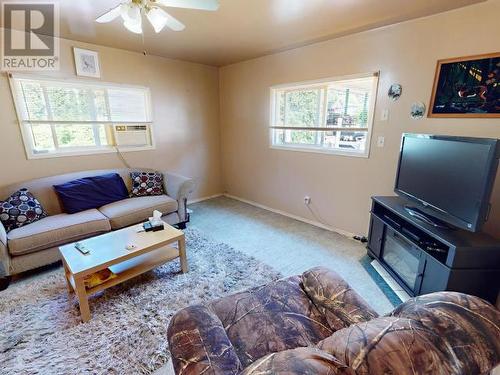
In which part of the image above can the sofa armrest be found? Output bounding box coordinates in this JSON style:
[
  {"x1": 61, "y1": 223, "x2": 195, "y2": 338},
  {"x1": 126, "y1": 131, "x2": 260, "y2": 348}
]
[
  {"x1": 301, "y1": 267, "x2": 378, "y2": 331},
  {"x1": 163, "y1": 172, "x2": 195, "y2": 222},
  {"x1": 0, "y1": 221, "x2": 6, "y2": 247},
  {"x1": 389, "y1": 291, "x2": 500, "y2": 374},
  {"x1": 167, "y1": 305, "x2": 242, "y2": 375},
  {"x1": 0, "y1": 222, "x2": 11, "y2": 277}
]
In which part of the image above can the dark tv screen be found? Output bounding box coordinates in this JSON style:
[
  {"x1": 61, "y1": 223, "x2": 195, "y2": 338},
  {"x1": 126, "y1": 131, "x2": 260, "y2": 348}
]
[{"x1": 395, "y1": 135, "x2": 499, "y2": 231}]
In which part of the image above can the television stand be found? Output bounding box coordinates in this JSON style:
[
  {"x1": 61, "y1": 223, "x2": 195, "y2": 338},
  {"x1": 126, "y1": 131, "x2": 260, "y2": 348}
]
[
  {"x1": 403, "y1": 205, "x2": 453, "y2": 229},
  {"x1": 367, "y1": 196, "x2": 500, "y2": 304}
]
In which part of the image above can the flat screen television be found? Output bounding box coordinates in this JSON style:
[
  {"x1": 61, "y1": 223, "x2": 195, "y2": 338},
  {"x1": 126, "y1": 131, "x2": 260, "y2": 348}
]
[{"x1": 395, "y1": 134, "x2": 500, "y2": 232}]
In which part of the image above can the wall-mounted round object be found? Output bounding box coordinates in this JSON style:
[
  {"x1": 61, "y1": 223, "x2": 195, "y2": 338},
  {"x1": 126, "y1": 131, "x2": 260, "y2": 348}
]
[
  {"x1": 410, "y1": 102, "x2": 426, "y2": 119},
  {"x1": 388, "y1": 84, "x2": 402, "y2": 101}
]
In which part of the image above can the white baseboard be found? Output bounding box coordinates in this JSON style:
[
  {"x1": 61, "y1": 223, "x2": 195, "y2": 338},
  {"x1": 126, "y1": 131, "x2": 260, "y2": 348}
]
[
  {"x1": 187, "y1": 192, "x2": 358, "y2": 239},
  {"x1": 187, "y1": 194, "x2": 223, "y2": 205},
  {"x1": 224, "y1": 193, "x2": 356, "y2": 239}
]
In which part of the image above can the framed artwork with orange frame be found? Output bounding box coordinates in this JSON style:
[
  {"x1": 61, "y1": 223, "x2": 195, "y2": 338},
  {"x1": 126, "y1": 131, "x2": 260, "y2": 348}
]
[{"x1": 429, "y1": 52, "x2": 500, "y2": 118}]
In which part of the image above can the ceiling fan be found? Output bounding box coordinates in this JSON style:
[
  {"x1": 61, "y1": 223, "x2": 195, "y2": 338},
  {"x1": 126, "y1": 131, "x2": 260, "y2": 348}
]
[{"x1": 96, "y1": 0, "x2": 220, "y2": 34}]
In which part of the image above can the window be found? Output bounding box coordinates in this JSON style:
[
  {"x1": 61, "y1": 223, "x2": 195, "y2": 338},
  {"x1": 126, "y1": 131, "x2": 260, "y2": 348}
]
[
  {"x1": 9, "y1": 74, "x2": 153, "y2": 158},
  {"x1": 270, "y1": 73, "x2": 378, "y2": 157}
]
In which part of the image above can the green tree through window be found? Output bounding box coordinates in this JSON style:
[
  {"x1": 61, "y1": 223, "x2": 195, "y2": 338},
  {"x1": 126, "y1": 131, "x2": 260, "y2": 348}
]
[{"x1": 271, "y1": 75, "x2": 377, "y2": 155}]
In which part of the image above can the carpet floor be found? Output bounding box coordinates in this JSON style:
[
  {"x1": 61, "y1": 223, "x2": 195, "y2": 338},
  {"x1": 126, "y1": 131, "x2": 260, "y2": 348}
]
[
  {"x1": 0, "y1": 228, "x2": 281, "y2": 375},
  {"x1": 188, "y1": 196, "x2": 394, "y2": 314}
]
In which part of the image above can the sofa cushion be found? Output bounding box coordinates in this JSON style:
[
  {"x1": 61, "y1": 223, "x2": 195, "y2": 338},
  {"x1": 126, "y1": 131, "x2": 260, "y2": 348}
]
[
  {"x1": 208, "y1": 276, "x2": 334, "y2": 368},
  {"x1": 0, "y1": 188, "x2": 47, "y2": 232},
  {"x1": 53, "y1": 173, "x2": 128, "y2": 214},
  {"x1": 318, "y1": 317, "x2": 463, "y2": 375},
  {"x1": 99, "y1": 195, "x2": 178, "y2": 230},
  {"x1": 389, "y1": 291, "x2": 500, "y2": 374},
  {"x1": 130, "y1": 171, "x2": 165, "y2": 197},
  {"x1": 7, "y1": 209, "x2": 110, "y2": 256},
  {"x1": 240, "y1": 347, "x2": 354, "y2": 375}
]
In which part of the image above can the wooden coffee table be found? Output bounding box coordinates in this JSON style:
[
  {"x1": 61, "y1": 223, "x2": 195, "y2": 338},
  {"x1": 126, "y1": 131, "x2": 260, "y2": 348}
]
[{"x1": 59, "y1": 221, "x2": 187, "y2": 322}]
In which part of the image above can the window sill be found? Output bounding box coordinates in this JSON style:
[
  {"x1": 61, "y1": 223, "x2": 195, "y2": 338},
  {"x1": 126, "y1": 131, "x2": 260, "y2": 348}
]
[
  {"x1": 26, "y1": 145, "x2": 155, "y2": 160},
  {"x1": 270, "y1": 145, "x2": 370, "y2": 158}
]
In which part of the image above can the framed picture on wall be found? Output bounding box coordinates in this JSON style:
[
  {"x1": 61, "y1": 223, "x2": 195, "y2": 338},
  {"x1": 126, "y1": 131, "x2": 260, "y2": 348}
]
[
  {"x1": 73, "y1": 48, "x2": 101, "y2": 78},
  {"x1": 429, "y1": 52, "x2": 500, "y2": 118}
]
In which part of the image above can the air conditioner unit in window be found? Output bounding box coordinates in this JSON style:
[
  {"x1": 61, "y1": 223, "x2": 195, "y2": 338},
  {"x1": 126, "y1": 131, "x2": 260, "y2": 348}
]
[{"x1": 113, "y1": 124, "x2": 150, "y2": 147}]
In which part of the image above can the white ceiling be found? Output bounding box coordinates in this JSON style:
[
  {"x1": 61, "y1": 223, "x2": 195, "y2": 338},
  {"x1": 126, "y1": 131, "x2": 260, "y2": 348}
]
[{"x1": 1, "y1": 0, "x2": 486, "y2": 66}]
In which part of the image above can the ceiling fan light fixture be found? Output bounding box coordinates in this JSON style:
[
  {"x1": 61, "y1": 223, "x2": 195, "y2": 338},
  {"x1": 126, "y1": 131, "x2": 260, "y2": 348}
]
[
  {"x1": 146, "y1": 7, "x2": 169, "y2": 33},
  {"x1": 120, "y1": 3, "x2": 141, "y2": 24},
  {"x1": 95, "y1": 0, "x2": 217, "y2": 34}
]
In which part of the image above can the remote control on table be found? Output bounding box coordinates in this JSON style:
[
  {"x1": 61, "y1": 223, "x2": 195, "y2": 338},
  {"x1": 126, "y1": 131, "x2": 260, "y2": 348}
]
[{"x1": 75, "y1": 242, "x2": 90, "y2": 255}]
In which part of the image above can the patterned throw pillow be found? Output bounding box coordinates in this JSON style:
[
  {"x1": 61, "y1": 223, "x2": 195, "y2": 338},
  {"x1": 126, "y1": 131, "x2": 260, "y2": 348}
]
[
  {"x1": 0, "y1": 188, "x2": 47, "y2": 232},
  {"x1": 130, "y1": 172, "x2": 165, "y2": 197}
]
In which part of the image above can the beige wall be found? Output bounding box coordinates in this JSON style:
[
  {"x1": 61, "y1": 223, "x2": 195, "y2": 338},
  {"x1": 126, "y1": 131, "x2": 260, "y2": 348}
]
[
  {"x1": 219, "y1": 0, "x2": 500, "y2": 238},
  {"x1": 1, "y1": 1, "x2": 499, "y2": 238},
  {"x1": 0, "y1": 36, "x2": 222, "y2": 200}
]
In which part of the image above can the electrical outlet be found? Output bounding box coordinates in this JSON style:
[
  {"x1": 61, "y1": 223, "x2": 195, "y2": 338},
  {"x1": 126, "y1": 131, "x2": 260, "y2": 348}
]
[
  {"x1": 381, "y1": 109, "x2": 389, "y2": 121},
  {"x1": 304, "y1": 196, "x2": 311, "y2": 205},
  {"x1": 377, "y1": 136, "x2": 385, "y2": 148}
]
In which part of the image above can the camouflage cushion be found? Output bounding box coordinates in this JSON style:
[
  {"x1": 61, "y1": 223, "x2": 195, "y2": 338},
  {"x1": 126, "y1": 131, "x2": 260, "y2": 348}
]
[
  {"x1": 208, "y1": 275, "x2": 335, "y2": 367},
  {"x1": 240, "y1": 347, "x2": 355, "y2": 375},
  {"x1": 301, "y1": 267, "x2": 378, "y2": 330},
  {"x1": 389, "y1": 291, "x2": 500, "y2": 374},
  {"x1": 318, "y1": 316, "x2": 464, "y2": 374},
  {"x1": 316, "y1": 292, "x2": 500, "y2": 375}
]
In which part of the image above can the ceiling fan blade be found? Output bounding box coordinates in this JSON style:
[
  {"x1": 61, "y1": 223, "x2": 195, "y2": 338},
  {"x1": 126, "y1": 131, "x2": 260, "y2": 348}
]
[
  {"x1": 122, "y1": 12, "x2": 142, "y2": 34},
  {"x1": 124, "y1": 18, "x2": 143, "y2": 34},
  {"x1": 163, "y1": 11, "x2": 186, "y2": 32},
  {"x1": 121, "y1": 3, "x2": 141, "y2": 24},
  {"x1": 96, "y1": 4, "x2": 122, "y2": 23},
  {"x1": 148, "y1": 8, "x2": 185, "y2": 32},
  {"x1": 154, "y1": 0, "x2": 220, "y2": 11},
  {"x1": 146, "y1": 8, "x2": 167, "y2": 33}
]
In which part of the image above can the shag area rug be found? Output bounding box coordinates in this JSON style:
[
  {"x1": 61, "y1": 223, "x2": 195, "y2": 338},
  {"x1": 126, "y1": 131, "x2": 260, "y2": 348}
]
[{"x1": 0, "y1": 228, "x2": 281, "y2": 374}]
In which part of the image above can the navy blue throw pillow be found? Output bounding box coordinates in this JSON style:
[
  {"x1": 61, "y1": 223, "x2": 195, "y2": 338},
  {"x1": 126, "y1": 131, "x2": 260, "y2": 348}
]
[{"x1": 54, "y1": 173, "x2": 128, "y2": 214}]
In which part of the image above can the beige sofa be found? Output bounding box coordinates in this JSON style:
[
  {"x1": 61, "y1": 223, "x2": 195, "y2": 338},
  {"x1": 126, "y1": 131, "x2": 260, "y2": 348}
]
[{"x1": 0, "y1": 168, "x2": 194, "y2": 289}]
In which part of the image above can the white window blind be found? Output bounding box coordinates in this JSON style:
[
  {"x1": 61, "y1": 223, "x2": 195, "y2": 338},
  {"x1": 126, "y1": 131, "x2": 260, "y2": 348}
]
[
  {"x1": 270, "y1": 73, "x2": 379, "y2": 157},
  {"x1": 107, "y1": 87, "x2": 150, "y2": 123},
  {"x1": 9, "y1": 74, "x2": 153, "y2": 158}
]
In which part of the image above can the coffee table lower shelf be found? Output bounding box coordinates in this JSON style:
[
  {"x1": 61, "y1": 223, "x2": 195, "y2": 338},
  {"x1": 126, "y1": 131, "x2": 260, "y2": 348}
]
[{"x1": 66, "y1": 246, "x2": 181, "y2": 321}]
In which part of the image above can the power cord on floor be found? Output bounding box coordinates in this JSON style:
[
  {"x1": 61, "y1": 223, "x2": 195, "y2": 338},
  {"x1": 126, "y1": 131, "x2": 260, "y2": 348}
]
[
  {"x1": 305, "y1": 201, "x2": 333, "y2": 229},
  {"x1": 305, "y1": 200, "x2": 367, "y2": 243},
  {"x1": 353, "y1": 235, "x2": 368, "y2": 243}
]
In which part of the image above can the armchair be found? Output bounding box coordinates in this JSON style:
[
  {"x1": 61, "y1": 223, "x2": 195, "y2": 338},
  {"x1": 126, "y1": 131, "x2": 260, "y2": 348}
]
[{"x1": 168, "y1": 267, "x2": 500, "y2": 375}]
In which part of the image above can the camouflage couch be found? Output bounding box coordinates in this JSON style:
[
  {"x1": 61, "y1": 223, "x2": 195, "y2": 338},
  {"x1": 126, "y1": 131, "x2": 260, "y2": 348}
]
[{"x1": 167, "y1": 267, "x2": 500, "y2": 375}]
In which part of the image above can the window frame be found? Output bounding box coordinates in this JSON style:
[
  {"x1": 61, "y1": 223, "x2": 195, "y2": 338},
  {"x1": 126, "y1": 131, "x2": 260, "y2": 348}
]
[
  {"x1": 269, "y1": 72, "x2": 379, "y2": 158},
  {"x1": 8, "y1": 73, "x2": 155, "y2": 160}
]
